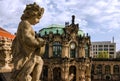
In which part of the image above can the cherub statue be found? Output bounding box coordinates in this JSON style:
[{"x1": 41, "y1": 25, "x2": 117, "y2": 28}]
[{"x1": 11, "y1": 2, "x2": 45, "y2": 81}]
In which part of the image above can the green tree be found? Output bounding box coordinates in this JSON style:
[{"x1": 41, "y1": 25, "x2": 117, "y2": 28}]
[
  {"x1": 116, "y1": 50, "x2": 120, "y2": 58},
  {"x1": 97, "y1": 51, "x2": 109, "y2": 58}
]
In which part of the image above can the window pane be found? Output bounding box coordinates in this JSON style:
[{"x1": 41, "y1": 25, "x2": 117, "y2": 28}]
[
  {"x1": 53, "y1": 42, "x2": 62, "y2": 57},
  {"x1": 113, "y1": 65, "x2": 119, "y2": 74}
]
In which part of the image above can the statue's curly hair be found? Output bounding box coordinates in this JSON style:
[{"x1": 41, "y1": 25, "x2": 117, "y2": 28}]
[{"x1": 21, "y1": 2, "x2": 44, "y2": 20}]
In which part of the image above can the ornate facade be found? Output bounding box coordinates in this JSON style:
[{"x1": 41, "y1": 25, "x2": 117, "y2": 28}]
[
  {"x1": 1, "y1": 16, "x2": 120, "y2": 81},
  {"x1": 0, "y1": 27, "x2": 15, "y2": 72},
  {"x1": 39, "y1": 15, "x2": 91, "y2": 81},
  {"x1": 92, "y1": 58, "x2": 120, "y2": 81},
  {"x1": 0, "y1": 28, "x2": 15, "y2": 81}
]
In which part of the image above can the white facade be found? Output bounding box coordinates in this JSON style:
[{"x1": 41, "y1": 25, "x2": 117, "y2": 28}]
[{"x1": 91, "y1": 41, "x2": 116, "y2": 58}]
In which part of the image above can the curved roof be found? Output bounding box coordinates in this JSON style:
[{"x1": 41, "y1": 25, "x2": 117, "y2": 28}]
[
  {"x1": 47, "y1": 24, "x2": 64, "y2": 28},
  {"x1": 39, "y1": 24, "x2": 84, "y2": 36}
]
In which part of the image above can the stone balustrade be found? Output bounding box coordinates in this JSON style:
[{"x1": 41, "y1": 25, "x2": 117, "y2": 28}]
[{"x1": 0, "y1": 37, "x2": 13, "y2": 73}]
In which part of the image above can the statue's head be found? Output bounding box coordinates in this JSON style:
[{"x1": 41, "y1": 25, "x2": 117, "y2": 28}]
[{"x1": 21, "y1": 2, "x2": 44, "y2": 20}]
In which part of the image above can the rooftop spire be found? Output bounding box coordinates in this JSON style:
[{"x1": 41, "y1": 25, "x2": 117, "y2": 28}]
[
  {"x1": 72, "y1": 15, "x2": 75, "y2": 24},
  {"x1": 112, "y1": 36, "x2": 114, "y2": 43}
]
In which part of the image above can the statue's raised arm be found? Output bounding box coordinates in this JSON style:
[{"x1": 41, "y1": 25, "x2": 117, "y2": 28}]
[{"x1": 11, "y1": 2, "x2": 45, "y2": 81}]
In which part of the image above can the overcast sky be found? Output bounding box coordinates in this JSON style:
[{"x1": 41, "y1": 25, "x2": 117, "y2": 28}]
[{"x1": 0, "y1": 0, "x2": 120, "y2": 51}]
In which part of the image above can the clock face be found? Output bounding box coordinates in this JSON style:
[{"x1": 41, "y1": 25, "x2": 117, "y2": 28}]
[{"x1": 70, "y1": 42, "x2": 76, "y2": 49}]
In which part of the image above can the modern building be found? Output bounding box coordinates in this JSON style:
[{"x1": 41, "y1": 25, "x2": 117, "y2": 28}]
[
  {"x1": 38, "y1": 15, "x2": 91, "y2": 81},
  {"x1": 91, "y1": 41, "x2": 116, "y2": 58}
]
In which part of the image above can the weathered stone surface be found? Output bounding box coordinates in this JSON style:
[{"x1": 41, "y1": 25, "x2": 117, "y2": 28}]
[
  {"x1": 11, "y1": 2, "x2": 45, "y2": 81},
  {"x1": 0, "y1": 37, "x2": 13, "y2": 72},
  {"x1": 39, "y1": 15, "x2": 91, "y2": 81}
]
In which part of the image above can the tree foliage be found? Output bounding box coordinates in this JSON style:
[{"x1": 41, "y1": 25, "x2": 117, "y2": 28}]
[
  {"x1": 97, "y1": 51, "x2": 109, "y2": 58},
  {"x1": 116, "y1": 50, "x2": 120, "y2": 58}
]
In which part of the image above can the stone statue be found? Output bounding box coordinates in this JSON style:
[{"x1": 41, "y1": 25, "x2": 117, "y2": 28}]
[
  {"x1": 11, "y1": 2, "x2": 45, "y2": 81},
  {"x1": 68, "y1": 73, "x2": 74, "y2": 81}
]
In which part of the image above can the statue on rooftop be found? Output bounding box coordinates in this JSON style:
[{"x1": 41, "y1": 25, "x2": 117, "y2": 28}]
[{"x1": 11, "y1": 2, "x2": 45, "y2": 81}]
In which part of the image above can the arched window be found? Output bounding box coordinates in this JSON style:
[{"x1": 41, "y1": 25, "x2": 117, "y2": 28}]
[
  {"x1": 97, "y1": 64, "x2": 102, "y2": 74},
  {"x1": 113, "y1": 65, "x2": 119, "y2": 74},
  {"x1": 53, "y1": 42, "x2": 62, "y2": 57},
  {"x1": 105, "y1": 65, "x2": 111, "y2": 74},
  {"x1": 69, "y1": 66, "x2": 76, "y2": 81},
  {"x1": 0, "y1": 73, "x2": 5, "y2": 81},
  {"x1": 70, "y1": 42, "x2": 76, "y2": 58},
  {"x1": 106, "y1": 75, "x2": 111, "y2": 80}
]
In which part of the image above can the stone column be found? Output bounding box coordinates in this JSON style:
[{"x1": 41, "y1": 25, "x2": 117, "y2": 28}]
[
  {"x1": 79, "y1": 63, "x2": 86, "y2": 81},
  {"x1": 61, "y1": 61, "x2": 69, "y2": 81},
  {"x1": 48, "y1": 66, "x2": 53, "y2": 81},
  {"x1": 85, "y1": 64, "x2": 91, "y2": 81},
  {"x1": 111, "y1": 64, "x2": 114, "y2": 75},
  {"x1": 94, "y1": 64, "x2": 97, "y2": 74},
  {"x1": 78, "y1": 44, "x2": 85, "y2": 58},
  {"x1": 61, "y1": 67, "x2": 65, "y2": 81},
  {"x1": 81, "y1": 46, "x2": 85, "y2": 58},
  {"x1": 62, "y1": 45, "x2": 69, "y2": 58},
  {"x1": 102, "y1": 64, "x2": 105, "y2": 74},
  {"x1": 49, "y1": 43, "x2": 53, "y2": 58},
  {"x1": 64, "y1": 65, "x2": 69, "y2": 81},
  {"x1": 78, "y1": 45, "x2": 82, "y2": 58},
  {"x1": 76, "y1": 66, "x2": 79, "y2": 81}
]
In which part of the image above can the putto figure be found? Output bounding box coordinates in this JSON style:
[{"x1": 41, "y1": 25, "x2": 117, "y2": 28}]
[{"x1": 11, "y1": 2, "x2": 45, "y2": 81}]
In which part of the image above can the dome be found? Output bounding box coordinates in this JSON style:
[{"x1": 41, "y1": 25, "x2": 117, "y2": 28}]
[{"x1": 39, "y1": 24, "x2": 84, "y2": 36}]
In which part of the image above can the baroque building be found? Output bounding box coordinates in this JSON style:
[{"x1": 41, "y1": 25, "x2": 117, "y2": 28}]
[
  {"x1": 38, "y1": 15, "x2": 91, "y2": 81},
  {"x1": 0, "y1": 27, "x2": 15, "y2": 81},
  {"x1": 92, "y1": 58, "x2": 120, "y2": 81},
  {"x1": 1, "y1": 16, "x2": 120, "y2": 81},
  {"x1": 0, "y1": 27, "x2": 15, "y2": 71}
]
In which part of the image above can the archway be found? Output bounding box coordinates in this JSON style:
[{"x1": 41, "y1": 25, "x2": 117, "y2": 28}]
[
  {"x1": 0, "y1": 73, "x2": 6, "y2": 81},
  {"x1": 69, "y1": 66, "x2": 76, "y2": 81},
  {"x1": 42, "y1": 65, "x2": 48, "y2": 81},
  {"x1": 106, "y1": 75, "x2": 111, "y2": 80},
  {"x1": 53, "y1": 67, "x2": 61, "y2": 81}
]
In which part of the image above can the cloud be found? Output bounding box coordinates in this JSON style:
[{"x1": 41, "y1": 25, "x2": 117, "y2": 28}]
[{"x1": 0, "y1": 0, "x2": 120, "y2": 50}]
